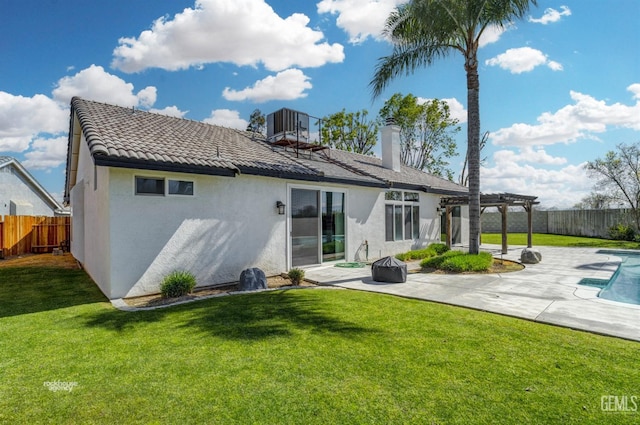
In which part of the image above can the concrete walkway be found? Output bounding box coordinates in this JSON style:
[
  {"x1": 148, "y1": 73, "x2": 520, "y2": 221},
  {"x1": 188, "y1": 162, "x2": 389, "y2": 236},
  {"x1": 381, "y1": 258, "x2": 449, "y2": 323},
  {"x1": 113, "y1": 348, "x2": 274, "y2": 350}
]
[{"x1": 304, "y1": 245, "x2": 640, "y2": 342}]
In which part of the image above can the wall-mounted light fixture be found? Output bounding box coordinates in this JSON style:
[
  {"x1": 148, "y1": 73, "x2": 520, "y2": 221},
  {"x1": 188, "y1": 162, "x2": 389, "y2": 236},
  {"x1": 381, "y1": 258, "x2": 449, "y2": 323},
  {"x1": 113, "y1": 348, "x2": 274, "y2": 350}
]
[{"x1": 276, "y1": 201, "x2": 286, "y2": 215}]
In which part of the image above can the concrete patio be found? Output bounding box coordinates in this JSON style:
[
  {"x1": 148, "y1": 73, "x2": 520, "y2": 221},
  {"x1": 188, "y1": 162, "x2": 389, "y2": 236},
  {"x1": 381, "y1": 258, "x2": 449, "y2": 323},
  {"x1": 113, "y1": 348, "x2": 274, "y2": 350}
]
[{"x1": 304, "y1": 245, "x2": 640, "y2": 342}]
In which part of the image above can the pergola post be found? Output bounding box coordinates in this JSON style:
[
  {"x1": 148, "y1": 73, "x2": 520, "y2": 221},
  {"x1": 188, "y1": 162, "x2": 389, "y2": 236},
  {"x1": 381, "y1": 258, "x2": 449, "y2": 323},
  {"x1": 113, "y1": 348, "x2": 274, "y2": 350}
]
[
  {"x1": 498, "y1": 204, "x2": 508, "y2": 254},
  {"x1": 445, "y1": 206, "x2": 452, "y2": 248},
  {"x1": 525, "y1": 202, "x2": 533, "y2": 248}
]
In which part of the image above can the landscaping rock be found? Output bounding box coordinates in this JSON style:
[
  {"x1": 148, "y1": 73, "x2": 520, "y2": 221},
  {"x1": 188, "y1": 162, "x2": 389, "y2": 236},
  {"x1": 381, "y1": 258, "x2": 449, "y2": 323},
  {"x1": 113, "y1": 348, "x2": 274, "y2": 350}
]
[
  {"x1": 372, "y1": 256, "x2": 407, "y2": 283},
  {"x1": 239, "y1": 268, "x2": 267, "y2": 291},
  {"x1": 521, "y1": 248, "x2": 542, "y2": 264}
]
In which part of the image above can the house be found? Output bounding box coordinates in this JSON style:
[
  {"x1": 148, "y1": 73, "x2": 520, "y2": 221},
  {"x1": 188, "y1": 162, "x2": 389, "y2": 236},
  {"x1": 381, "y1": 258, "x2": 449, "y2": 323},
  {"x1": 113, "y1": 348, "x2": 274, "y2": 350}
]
[
  {"x1": 64, "y1": 97, "x2": 468, "y2": 299},
  {"x1": 0, "y1": 156, "x2": 64, "y2": 216}
]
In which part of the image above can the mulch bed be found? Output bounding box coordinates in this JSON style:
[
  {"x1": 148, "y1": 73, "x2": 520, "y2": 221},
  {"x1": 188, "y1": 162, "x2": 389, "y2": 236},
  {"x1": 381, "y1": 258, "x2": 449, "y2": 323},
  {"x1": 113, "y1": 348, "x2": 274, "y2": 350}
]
[{"x1": 123, "y1": 275, "x2": 317, "y2": 308}]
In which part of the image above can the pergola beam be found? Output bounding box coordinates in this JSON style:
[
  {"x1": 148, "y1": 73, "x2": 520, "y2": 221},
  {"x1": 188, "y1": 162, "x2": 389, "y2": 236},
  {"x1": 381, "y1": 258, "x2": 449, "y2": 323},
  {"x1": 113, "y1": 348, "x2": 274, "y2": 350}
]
[{"x1": 440, "y1": 193, "x2": 539, "y2": 253}]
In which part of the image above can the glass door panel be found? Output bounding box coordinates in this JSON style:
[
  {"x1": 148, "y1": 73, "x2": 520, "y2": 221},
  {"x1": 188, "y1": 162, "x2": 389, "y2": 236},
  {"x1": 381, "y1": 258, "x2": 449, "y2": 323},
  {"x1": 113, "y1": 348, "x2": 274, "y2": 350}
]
[
  {"x1": 291, "y1": 189, "x2": 320, "y2": 267},
  {"x1": 322, "y1": 192, "x2": 345, "y2": 262}
]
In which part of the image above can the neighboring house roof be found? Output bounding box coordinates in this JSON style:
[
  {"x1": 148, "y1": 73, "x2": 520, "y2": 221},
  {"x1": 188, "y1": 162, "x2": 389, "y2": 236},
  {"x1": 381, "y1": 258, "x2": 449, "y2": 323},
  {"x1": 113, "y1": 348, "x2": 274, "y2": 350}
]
[
  {"x1": 65, "y1": 97, "x2": 468, "y2": 201},
  {"x1": 0, "y1": 156, "x2": 63, "y2": 212}
]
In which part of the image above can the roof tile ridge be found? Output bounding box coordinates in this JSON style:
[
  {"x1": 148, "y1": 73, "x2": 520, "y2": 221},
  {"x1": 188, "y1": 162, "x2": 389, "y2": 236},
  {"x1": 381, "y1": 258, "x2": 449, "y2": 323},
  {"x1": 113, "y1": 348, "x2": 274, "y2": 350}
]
[{"x1": 72, "y1": 97, "x2": 109, "y2": 156}]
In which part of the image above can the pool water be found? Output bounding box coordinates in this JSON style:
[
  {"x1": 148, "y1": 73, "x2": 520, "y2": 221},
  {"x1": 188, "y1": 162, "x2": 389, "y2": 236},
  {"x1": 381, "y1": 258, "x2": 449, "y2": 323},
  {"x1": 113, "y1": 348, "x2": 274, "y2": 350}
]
[{"x1": 596, "y1": 250, "x2": 640, "y2": 305}]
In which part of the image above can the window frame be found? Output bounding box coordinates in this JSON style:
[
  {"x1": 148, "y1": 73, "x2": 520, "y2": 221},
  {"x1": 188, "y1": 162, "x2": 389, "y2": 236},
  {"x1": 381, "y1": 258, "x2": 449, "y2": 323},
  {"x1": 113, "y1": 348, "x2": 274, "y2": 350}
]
[
  {"x1": 384, "y1": 190, "x2": 420, "y2": 241},
  {"x1": 134, "y1": 176, "x2": 195, "y2": 197},
  {"x1": 168, "y1": 179, "x2": 195, "y2": 196},
  {"x1": 135, "y1": 176, "x2": 165, "y2": 196}
]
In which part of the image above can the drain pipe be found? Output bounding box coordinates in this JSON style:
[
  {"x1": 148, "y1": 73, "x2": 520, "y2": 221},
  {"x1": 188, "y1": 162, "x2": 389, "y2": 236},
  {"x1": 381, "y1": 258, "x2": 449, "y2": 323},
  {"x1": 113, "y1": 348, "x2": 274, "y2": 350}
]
[{"x1": 365, "y1": 240, "x2": 369, "y2": 262}]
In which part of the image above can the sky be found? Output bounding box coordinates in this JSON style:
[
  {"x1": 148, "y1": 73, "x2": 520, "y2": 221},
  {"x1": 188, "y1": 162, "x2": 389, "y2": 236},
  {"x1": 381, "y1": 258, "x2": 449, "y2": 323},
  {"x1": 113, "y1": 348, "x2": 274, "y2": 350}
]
[{"x1": 1, "y1": 0, "x2": 639, "y2": 208}]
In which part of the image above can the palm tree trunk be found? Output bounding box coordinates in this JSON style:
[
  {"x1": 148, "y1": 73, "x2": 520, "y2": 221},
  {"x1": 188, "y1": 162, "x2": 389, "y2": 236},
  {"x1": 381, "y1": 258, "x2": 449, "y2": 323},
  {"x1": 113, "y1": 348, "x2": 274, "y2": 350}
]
[{"x1": 466, "y1": 57, "x2": 481, "y2": 254}]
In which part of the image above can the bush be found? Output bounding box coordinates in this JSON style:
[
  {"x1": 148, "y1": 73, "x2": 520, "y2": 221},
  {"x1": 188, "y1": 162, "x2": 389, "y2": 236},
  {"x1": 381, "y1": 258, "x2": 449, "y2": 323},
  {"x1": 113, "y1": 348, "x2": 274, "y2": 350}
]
[
  {"x1": 161, "y1": 270, "x2": 197, "y2": 298},
  {"x1": 420, "y1": 251, "x2": 493, "y2": 272},
  {"x1": 420, "y1": 250, "x2": 463, "y2": 269},
  {"x1": 440, "y1": 252, "x2": 493, "y2": 272},
  {"x1": 609, "y1": 224, "x2": 636, "y2": 241},
  {"x1": 429, "y1": 243, "x2": 450, "y2": 256},
  {"x1": 288, "y1": 268, "x2": 305, "y2": 285},
  {"x1": 395, "y1": 243, "x2": 451, "y2": 261}
]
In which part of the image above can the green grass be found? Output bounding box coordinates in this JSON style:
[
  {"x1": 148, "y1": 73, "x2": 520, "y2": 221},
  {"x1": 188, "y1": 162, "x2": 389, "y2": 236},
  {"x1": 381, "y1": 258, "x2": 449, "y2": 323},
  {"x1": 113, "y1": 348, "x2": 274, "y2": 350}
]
[
  {"x1": 1, "y1": 264, "x2": 639, "y2": 424},
  {"x1": 481, "y1": 233, "x2": 640, "y2": 249}
]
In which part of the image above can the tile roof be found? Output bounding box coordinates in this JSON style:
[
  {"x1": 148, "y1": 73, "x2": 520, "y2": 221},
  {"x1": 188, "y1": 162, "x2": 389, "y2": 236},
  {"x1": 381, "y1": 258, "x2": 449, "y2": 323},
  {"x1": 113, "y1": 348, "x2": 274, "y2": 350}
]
[
  {"x1": 0, "y1": 156, "x2": 14, "y2": 167},
  {"x1": 69, "y1": 97, "x2": 468, "y2": 195}
]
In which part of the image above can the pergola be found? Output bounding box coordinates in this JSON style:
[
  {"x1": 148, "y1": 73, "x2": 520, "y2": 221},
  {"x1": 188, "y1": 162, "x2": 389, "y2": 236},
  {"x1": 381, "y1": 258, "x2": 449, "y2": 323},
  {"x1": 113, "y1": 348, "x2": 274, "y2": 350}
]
[{"x1": 440, "y1": 193, "x2": 539, "y2": 254}]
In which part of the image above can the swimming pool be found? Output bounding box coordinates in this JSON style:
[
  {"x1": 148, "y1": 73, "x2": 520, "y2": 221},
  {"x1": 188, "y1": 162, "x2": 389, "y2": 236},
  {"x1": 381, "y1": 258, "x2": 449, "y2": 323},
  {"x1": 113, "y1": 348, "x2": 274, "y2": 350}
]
[{"x1": 596, "y1": 250, "x2": 640, "y2": 305}]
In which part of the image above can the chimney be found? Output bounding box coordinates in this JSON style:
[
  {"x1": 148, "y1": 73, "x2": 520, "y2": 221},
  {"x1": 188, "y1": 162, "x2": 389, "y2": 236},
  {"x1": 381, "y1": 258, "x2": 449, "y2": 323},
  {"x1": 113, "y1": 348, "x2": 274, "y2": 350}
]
[{"x1": 381, "y1": 117, "x2": 401, "y2": 172}]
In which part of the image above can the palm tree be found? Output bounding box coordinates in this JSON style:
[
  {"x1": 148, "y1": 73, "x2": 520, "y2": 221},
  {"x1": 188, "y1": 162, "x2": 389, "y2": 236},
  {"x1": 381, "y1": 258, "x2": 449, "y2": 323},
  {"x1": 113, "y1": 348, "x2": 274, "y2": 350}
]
[{"x1": 371, "y1": 0, "x2": 537, "y2": 254}]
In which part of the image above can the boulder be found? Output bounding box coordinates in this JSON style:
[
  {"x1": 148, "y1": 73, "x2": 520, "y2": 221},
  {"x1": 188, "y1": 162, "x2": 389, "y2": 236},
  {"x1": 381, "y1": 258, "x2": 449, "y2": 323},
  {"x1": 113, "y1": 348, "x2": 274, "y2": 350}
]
[
  {"x1": 239, "y1": 268, "x2": 267, "y2": 291},
  {"x1": 521, "y1": 248, "x2": 542, "y2": 264},
  {"x1": 372, "y1": 256, "x2": 407, "y2": 283}
]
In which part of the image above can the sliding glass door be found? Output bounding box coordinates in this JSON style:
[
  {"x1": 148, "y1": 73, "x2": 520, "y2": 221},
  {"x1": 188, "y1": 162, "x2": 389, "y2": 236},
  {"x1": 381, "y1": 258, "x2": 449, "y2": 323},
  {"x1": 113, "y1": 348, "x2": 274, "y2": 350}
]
[{"x1": 291, "y1": 188, "x2": 345, "y2": 267}]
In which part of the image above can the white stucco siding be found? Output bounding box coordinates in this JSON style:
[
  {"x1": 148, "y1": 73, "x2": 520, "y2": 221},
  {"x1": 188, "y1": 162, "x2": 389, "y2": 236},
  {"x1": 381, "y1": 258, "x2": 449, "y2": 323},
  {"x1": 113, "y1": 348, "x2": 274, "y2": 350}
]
[
  {"x1": 108, "y1": 169, "x2": 288, "y2": 299},
  {"x1": 70, "y1": 135, "x2": 111, "y2": 298},
  {"x1": 346, "y1": 189, "x2": 442, "y2": 261},
  {"x1": 0, "y1": 165, "x2": 57, "y2": 216}
]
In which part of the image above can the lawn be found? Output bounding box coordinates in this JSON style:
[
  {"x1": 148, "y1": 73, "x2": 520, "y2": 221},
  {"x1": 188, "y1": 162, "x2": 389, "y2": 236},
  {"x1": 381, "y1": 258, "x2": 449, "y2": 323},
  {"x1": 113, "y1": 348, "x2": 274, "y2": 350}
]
[
  {"x1": 481, "y1": 233, "x2": 640, "y2": 249},
  {"x1": 1, "y1": 256, "x2": 638, "y2": 424}
]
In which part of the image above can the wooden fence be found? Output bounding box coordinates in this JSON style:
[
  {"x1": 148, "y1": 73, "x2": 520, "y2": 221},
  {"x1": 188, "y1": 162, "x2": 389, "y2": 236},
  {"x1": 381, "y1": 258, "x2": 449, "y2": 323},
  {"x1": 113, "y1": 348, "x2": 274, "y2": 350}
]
[{"x1": 0, "y1": 215, "x2": 71, "y2": 257}]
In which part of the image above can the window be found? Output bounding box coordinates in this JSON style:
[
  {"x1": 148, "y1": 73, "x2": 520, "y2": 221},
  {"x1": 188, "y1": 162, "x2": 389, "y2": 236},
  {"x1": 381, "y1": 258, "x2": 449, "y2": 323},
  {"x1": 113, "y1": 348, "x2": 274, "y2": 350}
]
[
  {"x1": 136, "y1": 177, "x2": 164, "y2": 195},
  {"x1": 168, "y1": 180, "x2": 194, "y2": 195},
  {"x1": 385, "y1": 191, "x2": 420, "y2": 241},
  {"x1": 135, "y1": 177, "x2": 194, "y2": 196}
]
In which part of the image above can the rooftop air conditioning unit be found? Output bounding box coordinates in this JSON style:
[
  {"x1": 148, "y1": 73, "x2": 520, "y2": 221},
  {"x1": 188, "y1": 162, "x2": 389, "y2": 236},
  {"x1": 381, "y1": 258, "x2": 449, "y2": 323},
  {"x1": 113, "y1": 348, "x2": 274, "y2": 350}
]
[{"x1": 266, "y1": 108, "x2": 309, "y2": 144}]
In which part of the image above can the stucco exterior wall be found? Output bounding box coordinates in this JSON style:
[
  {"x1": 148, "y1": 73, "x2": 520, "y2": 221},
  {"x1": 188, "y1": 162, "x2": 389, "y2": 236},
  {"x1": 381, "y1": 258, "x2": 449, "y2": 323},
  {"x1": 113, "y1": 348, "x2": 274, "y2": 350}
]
[
  {"x1": 0, "y1": 165, "x2": 57, "y2": 216},
  {"x1": 73, "y1": 158, "x2": 451, "y2": 299},
  {"x1": 109, "y1": 169, "x2": 288, "y2": 298},
  {"x1": 70, "y1": 135, "x2": 111, "y2": 297},
  {"x1": 346, "y1": 187, "x2": 442, "y2": 261}
]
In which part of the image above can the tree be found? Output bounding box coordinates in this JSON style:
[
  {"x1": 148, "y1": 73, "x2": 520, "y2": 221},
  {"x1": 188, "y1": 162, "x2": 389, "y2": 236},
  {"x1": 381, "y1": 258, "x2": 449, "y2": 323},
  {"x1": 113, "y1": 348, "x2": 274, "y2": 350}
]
[
  {"x1": 585, "y1": 142, "x2": 640, "y2": 229},
  {"x1": 370, "y1": 0, "x2": 537, "y2": 254},
  {"x1": 319, "y1": 109, "x2": 378, "y2": 155},
  {"x1": 246, "y1": 109, "x2": 266, "y2": 134},
  {"x1": 573, "y1": 193, "x2": 614, "y2": 210},
  {"x1": 378, "y1": 93, "x2": 460, "y2": 179},
  {"x1": 459, "y1": 131, "x2": 488, "y2": 187}
]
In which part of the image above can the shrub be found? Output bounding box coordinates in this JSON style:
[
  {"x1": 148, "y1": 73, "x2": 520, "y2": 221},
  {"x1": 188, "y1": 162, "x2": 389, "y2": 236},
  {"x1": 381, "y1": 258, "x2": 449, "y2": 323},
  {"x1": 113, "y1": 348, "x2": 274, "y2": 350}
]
[
  {"x1": 440, "y1": 252, "x2": 493, "y2": 272},
  {"x1": 420, "y1": 250, "x2": 464, "y2": 269},
  {"x1": 288, "y1": 268, "x2": 305, "y2": 285},
  {"x1": 161, "y1": 270, "x2": 197, "y2": 298},
  {"x1": 395, "y1": 243, "x2": 451, "y2": 261},
  {"x1": 429, "y1": 243, "x2": 450, "y2": 256},
  {"x1": 609, "y1": 224, "x2": 636, "y2": 241}
]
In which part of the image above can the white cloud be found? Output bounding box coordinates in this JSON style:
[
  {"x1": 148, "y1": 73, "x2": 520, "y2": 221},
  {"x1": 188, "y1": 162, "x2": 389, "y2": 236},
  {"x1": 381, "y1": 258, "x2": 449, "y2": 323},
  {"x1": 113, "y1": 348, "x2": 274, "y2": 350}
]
[
  {"x1": 317, "y1": 0, "x2": 408, "y2": 44},
  {"x1": 222, "y1": 69, "x2": 312, "y2": 103},
  {"x1": 529, "y1": 6, "x2": 571, "y2": 25},
  {"x1": 148, "y1": 106, "x2": 188, "y2": 118},
  {"x1": 417, "y1": 97, "x2": 467, "y2": 123},
  {"x1": 112, "y1": 0, "x2": 344, "y2": 73},
  {"x1": 493, "y1": 147, "x2": 567, "y2": 166},
  {"x1": 52, "y1": 65, "x2": 157, "y2": 107},
  {"x1": 203, "y1": 109, "x2": 249, "y2": 130},
  {"x1": 485, "y1": 47, "x2": 562, "y2": 74},
  {"x1": 22, "y1": 136, "x2": 68, "y2": 170},
  {"x1": 482, "y1": 152, "x2": 590, "y2": 208},
  {"x1": 479, "y1": 24, "x2": 506, "y2": 47},
  {"x1": 0, "y1": 92, "x2": 68, "y2": 152},
  {"x1": 491, "y1": 85, "x2": 640, "y2": 147}
]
